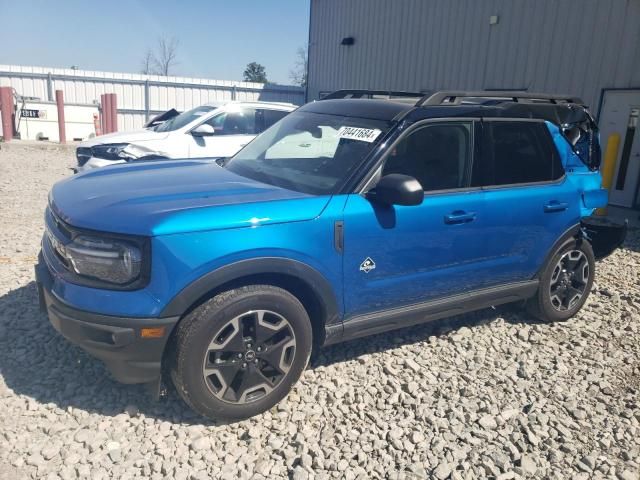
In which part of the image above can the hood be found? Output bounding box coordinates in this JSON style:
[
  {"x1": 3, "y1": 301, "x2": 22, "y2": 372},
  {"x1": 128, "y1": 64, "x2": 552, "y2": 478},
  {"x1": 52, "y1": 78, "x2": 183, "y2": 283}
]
[
  {"x1": 50, "y1": 160, "x2": 330, "y2": 236},
  {"x1": 80, "y1": 129, "x2": 170, "y2": 147}
]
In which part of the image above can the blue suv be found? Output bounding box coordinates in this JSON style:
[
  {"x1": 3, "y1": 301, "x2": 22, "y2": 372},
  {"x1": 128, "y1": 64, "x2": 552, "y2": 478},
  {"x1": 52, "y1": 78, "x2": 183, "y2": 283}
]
[{"x1": 36, "y1": 90, "x2": 626, "y2": 420}]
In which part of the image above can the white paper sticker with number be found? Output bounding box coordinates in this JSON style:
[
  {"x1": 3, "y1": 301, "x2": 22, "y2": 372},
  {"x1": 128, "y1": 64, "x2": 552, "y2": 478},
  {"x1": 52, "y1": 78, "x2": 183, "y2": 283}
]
[{"x1": 337, "y1": 126, "x2": 382, "y2": 143}]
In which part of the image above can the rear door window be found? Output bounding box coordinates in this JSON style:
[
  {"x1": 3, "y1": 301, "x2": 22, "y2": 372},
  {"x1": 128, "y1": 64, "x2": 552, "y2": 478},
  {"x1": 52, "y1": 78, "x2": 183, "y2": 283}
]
[{"x1": 472, "y1": 121, "x2": 564, "y2": 187}]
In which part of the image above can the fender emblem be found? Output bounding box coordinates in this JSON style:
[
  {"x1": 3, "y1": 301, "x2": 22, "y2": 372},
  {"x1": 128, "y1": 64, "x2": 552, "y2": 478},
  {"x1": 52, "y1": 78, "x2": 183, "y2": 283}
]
[{"x1": 359, "y1": 257, "x2": 376, "y2": 273}]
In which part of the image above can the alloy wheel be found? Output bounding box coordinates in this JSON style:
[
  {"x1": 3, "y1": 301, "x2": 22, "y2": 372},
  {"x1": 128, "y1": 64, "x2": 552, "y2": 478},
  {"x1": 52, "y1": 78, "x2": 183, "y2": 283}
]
[
  {"x1": 549, "y1": 249, "x2": 589, "y2": 311},
  {"x1": 202, "y1": 310, "x2": 296, "y2": 404}
]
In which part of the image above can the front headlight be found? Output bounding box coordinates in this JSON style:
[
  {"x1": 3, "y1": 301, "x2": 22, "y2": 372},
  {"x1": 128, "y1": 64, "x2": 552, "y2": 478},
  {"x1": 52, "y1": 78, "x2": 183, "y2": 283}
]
[
  {"x1": 64, "y1": 235, "x2": 142, "y2": 285},
  {"x1": 91, "y1": 143, "x2": 129, "y2": 160},
  {"x1": 45, "y1": 214, "x2": 150, "y2": 289}
]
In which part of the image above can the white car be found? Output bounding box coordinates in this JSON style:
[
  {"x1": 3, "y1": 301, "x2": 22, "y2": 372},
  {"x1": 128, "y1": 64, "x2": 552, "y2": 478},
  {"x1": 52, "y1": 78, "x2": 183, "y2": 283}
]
[{"x1": 75, "y1": 101, "x2": 296, "y2": 172}]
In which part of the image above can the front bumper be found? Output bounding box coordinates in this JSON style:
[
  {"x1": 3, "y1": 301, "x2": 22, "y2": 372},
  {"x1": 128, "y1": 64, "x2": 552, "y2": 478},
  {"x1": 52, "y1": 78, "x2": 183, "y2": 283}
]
[
  {"x1": 35, "y1": 257, "x2": 179, "y2": 384},
  {"x1": 74, "y1": 157, "x2": 126, "y2": 173}
]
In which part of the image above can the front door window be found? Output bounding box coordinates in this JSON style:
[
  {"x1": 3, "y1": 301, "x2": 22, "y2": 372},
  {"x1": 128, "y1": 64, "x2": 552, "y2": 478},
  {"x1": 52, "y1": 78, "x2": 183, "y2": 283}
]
[
  {"x1": 205, "y1": 108, "x2": 258, "y2": 135},
  {"x1": 382, "y1": 122, "x2": 471, "y2": 191}
]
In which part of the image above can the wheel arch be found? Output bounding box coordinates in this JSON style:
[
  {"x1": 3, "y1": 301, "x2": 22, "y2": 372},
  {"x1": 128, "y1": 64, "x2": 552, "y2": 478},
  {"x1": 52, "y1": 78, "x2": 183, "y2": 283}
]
[
  {"x1": 160, "y1": 257, "x2": 341, "y2": 349},
  {"x1": 535, "y1": 223, "x2": 586, "y2": 278}
]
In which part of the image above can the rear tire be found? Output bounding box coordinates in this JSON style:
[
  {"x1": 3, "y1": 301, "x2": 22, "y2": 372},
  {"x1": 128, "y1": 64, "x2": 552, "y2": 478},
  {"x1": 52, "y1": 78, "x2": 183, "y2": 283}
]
[
  {"x1": 526, "y1": 239, "x2": 595, "y2": 322},
  {"x1": 169, "y1": 285, "x2": 312, "y2": 421}
]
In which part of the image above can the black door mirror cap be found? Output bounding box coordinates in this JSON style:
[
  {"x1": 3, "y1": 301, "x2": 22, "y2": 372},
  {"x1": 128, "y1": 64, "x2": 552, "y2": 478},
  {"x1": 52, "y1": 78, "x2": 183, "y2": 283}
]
[{"x1": 367, "y1": 174, "x2": 424, "y2": 206}]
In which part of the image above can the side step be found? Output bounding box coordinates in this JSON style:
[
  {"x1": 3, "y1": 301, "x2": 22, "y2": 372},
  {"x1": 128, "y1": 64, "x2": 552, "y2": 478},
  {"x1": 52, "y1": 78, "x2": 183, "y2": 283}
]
[{"x1": 331, "y1": 280, "x2": 539, "y2": 345}]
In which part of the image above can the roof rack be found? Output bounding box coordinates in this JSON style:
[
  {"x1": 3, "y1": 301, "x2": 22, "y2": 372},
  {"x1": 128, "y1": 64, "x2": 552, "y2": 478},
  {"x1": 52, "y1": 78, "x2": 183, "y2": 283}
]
[
  {"x1": 321, "y1": 89, "x2": 425, "y2": 101},
  {"x1": 321, "y1": 89, "x2": 585, "y2": 108},
  {"x1": 417, "y1": 91, "x2": 584, "y2": 106}
]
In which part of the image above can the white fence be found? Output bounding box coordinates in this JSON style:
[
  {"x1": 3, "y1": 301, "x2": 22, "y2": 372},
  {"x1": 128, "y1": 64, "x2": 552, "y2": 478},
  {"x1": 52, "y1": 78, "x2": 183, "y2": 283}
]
[{"x1": 0, "y1": 65, "x2": 305, "y2": 133}]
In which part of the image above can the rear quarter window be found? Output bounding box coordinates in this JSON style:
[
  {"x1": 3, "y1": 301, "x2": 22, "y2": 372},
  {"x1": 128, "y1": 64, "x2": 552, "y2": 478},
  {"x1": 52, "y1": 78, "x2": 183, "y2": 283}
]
[{"x1": 472, "y1": 121, "x2": 564, "y2": 187}]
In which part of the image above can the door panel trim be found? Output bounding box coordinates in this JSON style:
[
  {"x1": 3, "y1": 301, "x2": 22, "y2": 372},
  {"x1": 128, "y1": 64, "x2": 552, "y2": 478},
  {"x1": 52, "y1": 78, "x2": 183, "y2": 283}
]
[
  {"x1": 477, "y1": 174, "x2": 567, "y2": 191},
  {"x1": 331, "y1": 280, "x2": 539, "y2": 344}
]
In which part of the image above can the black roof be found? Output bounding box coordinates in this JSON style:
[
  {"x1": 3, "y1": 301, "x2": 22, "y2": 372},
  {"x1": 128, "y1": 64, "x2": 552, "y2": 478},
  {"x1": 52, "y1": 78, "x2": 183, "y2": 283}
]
[
  {"x1": 302, "y1": 90, "x2": 593, "y2": 126},
  {"x1": 299, "y1": 98, "x2": 413, "y2": 121}
]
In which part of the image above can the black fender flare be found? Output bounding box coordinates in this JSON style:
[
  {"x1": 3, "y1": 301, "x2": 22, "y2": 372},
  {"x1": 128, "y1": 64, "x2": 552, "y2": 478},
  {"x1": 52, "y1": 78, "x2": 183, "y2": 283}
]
[
  {"x1": 159, "y1": 257, "x2": 341, "y2": 327},
  {"x1": 534, "y1": 223, "x2": 584, "y2": 278}
]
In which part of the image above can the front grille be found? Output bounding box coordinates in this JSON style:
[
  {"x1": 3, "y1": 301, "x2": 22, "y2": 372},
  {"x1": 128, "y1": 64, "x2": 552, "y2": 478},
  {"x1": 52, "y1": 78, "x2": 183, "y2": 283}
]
[{"x1": 76, "y1": 147, "x2": 92, "y2": 167}]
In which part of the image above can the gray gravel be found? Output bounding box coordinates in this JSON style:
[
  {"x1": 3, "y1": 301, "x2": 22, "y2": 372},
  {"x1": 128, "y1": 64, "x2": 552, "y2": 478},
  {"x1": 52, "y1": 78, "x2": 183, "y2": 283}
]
[{"x1": 1, "y1": 141, "x2": 639, "y2": 479}]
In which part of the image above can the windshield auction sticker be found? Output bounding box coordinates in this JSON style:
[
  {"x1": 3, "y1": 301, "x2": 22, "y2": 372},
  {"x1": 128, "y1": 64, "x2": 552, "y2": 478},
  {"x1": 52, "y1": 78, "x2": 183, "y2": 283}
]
[{"x1": 337, "y1": 126, "x2": 382, "y2": 143}]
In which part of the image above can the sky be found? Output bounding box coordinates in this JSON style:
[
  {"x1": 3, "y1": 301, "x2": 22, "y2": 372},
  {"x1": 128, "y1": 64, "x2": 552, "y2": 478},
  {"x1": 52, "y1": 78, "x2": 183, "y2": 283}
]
[{"x1": 0, "y1": 0, "x2": 310, "y2": 85}]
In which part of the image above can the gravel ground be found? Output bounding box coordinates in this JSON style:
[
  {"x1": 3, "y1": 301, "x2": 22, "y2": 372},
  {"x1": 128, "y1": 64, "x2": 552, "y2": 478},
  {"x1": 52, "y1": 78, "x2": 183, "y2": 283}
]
[{"x1": 0, "y1": 141, "x2": 639, "y2": 480}]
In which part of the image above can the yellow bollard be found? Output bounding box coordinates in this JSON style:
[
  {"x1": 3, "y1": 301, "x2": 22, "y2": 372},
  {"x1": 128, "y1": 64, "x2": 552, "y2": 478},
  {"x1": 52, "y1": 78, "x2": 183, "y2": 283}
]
[{"x1": 596, "y1": 133, "x2": 621, "y2": 216}]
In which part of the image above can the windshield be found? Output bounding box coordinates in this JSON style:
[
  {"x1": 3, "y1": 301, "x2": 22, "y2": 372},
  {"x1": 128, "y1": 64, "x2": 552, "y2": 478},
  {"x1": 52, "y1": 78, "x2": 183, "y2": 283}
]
[
  {"x1": 155, "y1": 105, "x2": 215, "y2": 132},
  {"x1": 225, "y1": 111, "x2": 390, "y2": 195}
]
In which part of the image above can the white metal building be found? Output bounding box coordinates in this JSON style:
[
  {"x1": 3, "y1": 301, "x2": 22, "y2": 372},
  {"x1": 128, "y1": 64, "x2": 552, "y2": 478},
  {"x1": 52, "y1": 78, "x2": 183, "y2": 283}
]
[
  {"x1": 0, "y1": 65, "x2": 305, "y2": 139},
  {"x1": 307, "y1": 0, "x2": 640, "y2": 209}
]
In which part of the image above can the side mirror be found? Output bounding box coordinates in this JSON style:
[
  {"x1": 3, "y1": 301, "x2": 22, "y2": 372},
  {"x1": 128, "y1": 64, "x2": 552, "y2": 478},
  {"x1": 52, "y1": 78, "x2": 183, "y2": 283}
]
[
  {"x1": 367, "y1": 174, "x2": 423, "y2": 206},
  {"x1": 191, "y1": 124, "x2": 215, "y2": 137}
]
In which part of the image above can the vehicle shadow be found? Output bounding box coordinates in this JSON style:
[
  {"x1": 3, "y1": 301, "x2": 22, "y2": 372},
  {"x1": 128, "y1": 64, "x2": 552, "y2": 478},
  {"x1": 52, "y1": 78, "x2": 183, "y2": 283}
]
[
  {"x1": 0, "y1": 281, "x2": 538, "y2": 425},
  {"x1": 0, "y1": 282, "x2": 210, "y2": 425}
]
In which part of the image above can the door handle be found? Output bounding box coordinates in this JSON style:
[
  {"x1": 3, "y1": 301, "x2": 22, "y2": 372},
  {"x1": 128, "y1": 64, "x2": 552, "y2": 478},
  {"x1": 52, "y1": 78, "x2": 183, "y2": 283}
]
[
  {"x1": 444, "y1": 210, "x2": 476, "y2": 224},
  {"x1": 544, "y1": 201, "x2": 569, "y2": 213}
]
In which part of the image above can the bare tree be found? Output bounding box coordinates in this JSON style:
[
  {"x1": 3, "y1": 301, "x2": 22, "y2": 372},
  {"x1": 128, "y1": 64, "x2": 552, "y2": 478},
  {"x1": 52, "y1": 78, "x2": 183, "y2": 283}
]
[
  {"x1": 140, "y1": 48, "x2": 154, "y2": 75},
  {"x1": 289, "y1": 46, "x2": 308, "y2": 87},
  {"x1": 152, "y1": 37, "x2": 179, "y2": 76},
  {"x1": 140, "y1": 37, "x2": 179, "y2": 76}
]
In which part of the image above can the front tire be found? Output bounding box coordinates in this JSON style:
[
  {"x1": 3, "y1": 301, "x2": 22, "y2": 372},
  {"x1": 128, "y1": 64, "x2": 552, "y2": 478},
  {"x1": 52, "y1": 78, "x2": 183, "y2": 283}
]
[
  {"x1": 170, "y1": 285, "x2": 312, "y2": 421},
  {"x1": 527, "y1": 239, "x2": 595, "y2": 322}
]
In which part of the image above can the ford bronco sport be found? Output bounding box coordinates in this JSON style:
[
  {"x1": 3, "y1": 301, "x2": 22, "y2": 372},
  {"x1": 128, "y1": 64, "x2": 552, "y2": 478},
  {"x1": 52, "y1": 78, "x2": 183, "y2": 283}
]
[{"x1": 36, "y1": 90, "x2": 627, "y2": 420}]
